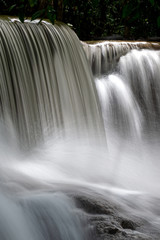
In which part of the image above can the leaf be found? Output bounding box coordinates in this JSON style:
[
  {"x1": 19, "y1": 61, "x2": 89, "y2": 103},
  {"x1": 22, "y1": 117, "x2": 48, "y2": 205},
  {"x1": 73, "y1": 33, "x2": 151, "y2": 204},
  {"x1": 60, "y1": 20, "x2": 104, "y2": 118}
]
[
  {"x1": 122, "y1": 3, "x2": 139, "y2": 21},
  {"x1": 122, "y1": 5, "x2": 130, "y2": 19},
  {"x1": 28, "y1": 0, "x2": 38, "y2": 8},
  {"x1": 9, "y1": 4, "x2": 16, "y2": 12},
  {"x1": 92, "y1": 0, "x2": 99, "y2": 7},
  {"x1": 18, "y1": 4, "x2": 25, "y2": 9},
  {"x1": 64, "y1": 0, "x2": 69, "y2": 5},
  {"x1": 48, "y1": 13, "x2": 56, "y2": 24},
  {"x1": 129, "y1": 11, "x2": 140, "y2": 23},
  {"x1": 47, "y1": 6, "x2": 56, "y2": 24},
  {"x1": 149, "y1": 0, "x2": 155, "y2": 6},
  {"x1": 31, "y1": 9, "x2": 46, "y2": 21},
  {"x1": 18, "y1": 8, "x2": 25, "y2": 23},
  {"x1": 157, "y1": 16, "x2": 160, "y2": 28}
]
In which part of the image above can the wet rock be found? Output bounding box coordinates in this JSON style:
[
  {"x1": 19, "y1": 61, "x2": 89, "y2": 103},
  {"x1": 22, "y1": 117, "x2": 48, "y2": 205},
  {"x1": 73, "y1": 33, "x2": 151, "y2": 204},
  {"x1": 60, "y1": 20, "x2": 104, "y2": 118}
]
[
  {"x1": 73, "y1": 192, "x2": 160, "y2": 240},
  {"x1": 96, "y1": 220, "x2": 120, "y2": 234},
  {"x1": 74, "y1": 195, "x2": 115, "y2": 215},
  {"x1": 108, "y1": 227, "x2": 119, "y2": 234},
  {"x1": 121, "y1": 219, "x2": 138, "y2": 230}
]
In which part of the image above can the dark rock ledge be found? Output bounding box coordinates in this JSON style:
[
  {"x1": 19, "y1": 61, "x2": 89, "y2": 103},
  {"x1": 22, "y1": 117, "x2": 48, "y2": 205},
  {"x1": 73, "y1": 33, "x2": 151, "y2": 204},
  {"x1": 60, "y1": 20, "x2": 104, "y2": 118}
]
[{"x1": 73, "y1": 192, "x2": 160, "y2": 240}]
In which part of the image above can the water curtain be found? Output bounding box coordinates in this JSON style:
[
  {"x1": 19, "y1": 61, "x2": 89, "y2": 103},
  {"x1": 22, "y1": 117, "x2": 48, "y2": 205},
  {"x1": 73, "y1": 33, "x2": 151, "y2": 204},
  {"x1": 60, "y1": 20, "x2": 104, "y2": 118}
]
[{"x1": 1, "y1": 20, "x2": 104, "y2": 147}]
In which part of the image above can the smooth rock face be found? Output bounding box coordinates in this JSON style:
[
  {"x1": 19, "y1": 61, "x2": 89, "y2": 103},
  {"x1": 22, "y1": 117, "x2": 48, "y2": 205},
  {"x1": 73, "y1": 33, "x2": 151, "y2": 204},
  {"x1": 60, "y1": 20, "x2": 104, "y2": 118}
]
[{"x1": 73, "y1": 192, "x2": 160, "y2": 240}]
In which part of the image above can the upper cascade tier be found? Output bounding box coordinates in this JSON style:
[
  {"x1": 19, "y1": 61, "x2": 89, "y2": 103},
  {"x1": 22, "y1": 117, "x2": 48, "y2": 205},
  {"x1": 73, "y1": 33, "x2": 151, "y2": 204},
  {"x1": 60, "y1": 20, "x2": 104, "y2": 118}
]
[
  {"x1": 82, "y1": 41, "x2": 160, "y2": 75},
  {"x1": 0, "y1": 19, "x2": 105, "y2": 147}
]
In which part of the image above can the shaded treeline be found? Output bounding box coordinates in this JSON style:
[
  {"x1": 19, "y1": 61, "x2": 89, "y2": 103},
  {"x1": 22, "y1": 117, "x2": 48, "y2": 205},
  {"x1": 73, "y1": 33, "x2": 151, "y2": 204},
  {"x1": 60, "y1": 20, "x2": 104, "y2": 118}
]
[{"x1": 1, "y1": 0, "x2": 160, "y2": 40}]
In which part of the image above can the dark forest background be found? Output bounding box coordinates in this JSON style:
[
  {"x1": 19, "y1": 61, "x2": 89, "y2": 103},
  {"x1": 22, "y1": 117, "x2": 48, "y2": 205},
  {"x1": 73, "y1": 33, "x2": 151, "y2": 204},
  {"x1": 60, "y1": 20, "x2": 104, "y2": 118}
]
[{"x1": 1, "y1": 0, "x2": 160, "y2": 40}]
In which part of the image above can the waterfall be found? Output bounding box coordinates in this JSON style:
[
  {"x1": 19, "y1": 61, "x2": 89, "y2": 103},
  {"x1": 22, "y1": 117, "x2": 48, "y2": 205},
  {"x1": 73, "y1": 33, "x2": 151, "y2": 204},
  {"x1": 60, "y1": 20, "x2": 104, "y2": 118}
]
[
  {"x1": 82, "y1": 41, "x2": 160, "y2": 75},
  {"x1": 1, "y1": 19, "x2": 104, "y2": 147},
  {"x1": 91, "y1": 46, "x2": 160, "y2": 195},
  {"x1": 119, "y1": 49, "x2": 160, "y2": 133},
  {"x1": 1, "y1": 18, "x2": 106, "y2": 240},
  {"x1": 1, "y1": 17, "x2": 160, "y2": 240},
  {"x1": 96, "y1": 74, "x2": 143, "y2": 138},
  {"x1": 94, "y1": 48, "x2": 160, "y2": 137},
  {"x1": 0, "y1": 192, "x2": 90, "y2": 240}
]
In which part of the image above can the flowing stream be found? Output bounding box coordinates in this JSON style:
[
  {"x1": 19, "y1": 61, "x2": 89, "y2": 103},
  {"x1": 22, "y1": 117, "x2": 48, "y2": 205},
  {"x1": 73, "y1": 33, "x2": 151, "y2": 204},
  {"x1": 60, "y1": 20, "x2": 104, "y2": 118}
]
[{"x1": 1, "y1": 18, "x2": 160, "y2": 239}]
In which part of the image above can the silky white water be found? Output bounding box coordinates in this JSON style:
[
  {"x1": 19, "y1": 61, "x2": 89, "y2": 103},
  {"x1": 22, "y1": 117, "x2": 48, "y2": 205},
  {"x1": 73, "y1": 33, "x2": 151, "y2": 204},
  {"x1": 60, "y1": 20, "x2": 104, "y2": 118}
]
[{"x1": 1, "y1": 19, "x2": 160, "y2": 239}]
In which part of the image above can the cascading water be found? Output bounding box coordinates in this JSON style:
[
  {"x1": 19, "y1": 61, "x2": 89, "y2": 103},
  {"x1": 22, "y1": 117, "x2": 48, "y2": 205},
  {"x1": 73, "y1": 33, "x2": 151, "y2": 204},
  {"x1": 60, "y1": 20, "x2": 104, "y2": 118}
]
[
  {"x1": 0, "y1": 192, "x2": 90, "y2": 240},
  {"x1": 119, "y1": 49, "x2": 160, "y2": 133},
  {"x1": 82, "y1": 41, "x2": 159, "y2": 75},
  {"x1": 94, "y1": 48, "x2": 160, "y2": 193},
  {"x1": 1, "y1": 19, "x2": 104, "y2": 147},
  {"x1": 1, "y1": 17, "x2": 160, "y2": 239}
]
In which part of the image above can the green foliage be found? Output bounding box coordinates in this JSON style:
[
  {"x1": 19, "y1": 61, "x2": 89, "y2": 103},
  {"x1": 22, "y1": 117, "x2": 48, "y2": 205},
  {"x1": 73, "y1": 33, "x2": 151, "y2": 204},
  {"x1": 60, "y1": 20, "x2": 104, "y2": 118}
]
[
  {"x1": 18, "y1": 4, "x2": 25, "y2": 22},
  {"x1": 63, "y1": 0, "x2": 160, "y2": 40},
  {"x1": 8, "y1": 4, "x2": 16, "y2": 12},
  {"x1": 157, "y1": 16, "x2": 160, "y2": 28},
  {"x1": 28, "y1": 0, "x2": 37, "y2": 7},
  {"x1": 1, "y1": 0, "x2": 160, "y2": 39},
  {"x1": 31, "y1": 9, "x2": 45, "y2": 21},
  {"x1": 1, "y1": 0, "x2": 56, "y2": 24},
  {"x1": 120, "y1": 0, "x2": 160, "y2": 38},
  {"x1": 149, "y1": 0, "x2": 155, "y2": 6},
  {"x1": 47, "y1": 5, "x2": 56, "y2": 24}
]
